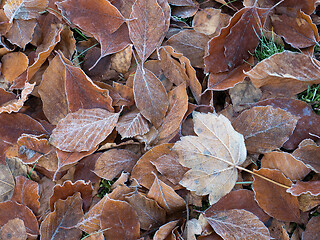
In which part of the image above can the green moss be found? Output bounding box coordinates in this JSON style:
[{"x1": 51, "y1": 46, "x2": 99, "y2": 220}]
[
  {"x1": 298, "y1": 84, "x2": 320, "y2": 114},
  {"x1": 97, "y1": 179, "x2": 115, "y2": 198}
]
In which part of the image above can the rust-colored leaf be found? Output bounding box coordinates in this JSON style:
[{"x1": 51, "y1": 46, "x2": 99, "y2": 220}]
[
  {"x1": 4, "y1": 0, "x2": 48, "y2": 22},
  {"x1": 0, "y1": 218, "x2": 27, "y2": 240},
  {"x1": 147, "y1": 174, "x2": 185, "y2": 213},
  {"x1": 100, "y1": 197, "x2": 140, "y2": 239},
  {"x1": 153, "y1": 220, "x2": 179, "y2": 240},
  {"x1": 40, "y1": 192, "x2": 84, "y2": 240},
  {"x1": 128, "y1": 0, "x2": 167, "y2": 62},
  {"x1": 302, "y1": 215, "x2": 320, "y2": 240},
  {"x1": 252, "y1": 168, "x2": 300, "y2": 222},
  {"x1": 116, "y1": 108, "x2": 150, "y2": 139},
  {"x1": 11, "y1": 176, "x2": 40, "y2": 214},
  {"x1": 204, "y1": 209, "x2": 271, "y2": 240},
  {"x1": 1, "y1": 52, "x2": 28, "y2": 83},
  {"x1": 287, "y1": 181, "x2": 320, "y2": 196},
  {"x1": 94, "y1": 149, "x2": 138, "y2": 180},
  {"x1": 245, "y1": 51, "x2": 320, "y2": 96},
  {"x1": 261, "y1": 151, "x2": 310, "y2": 181},
  {"x1": 49, "y1": 108, "x2": 120, "y2": 152},
  {"x1": 0, "y1": 201, "x2": 39, "y2": 237},
  {"x1": 133, "y1": 63, "x2": 169, "y2": 128},
  {"x1": 232, "y1": 106, "x2": 299, "y2": 153},
  {"x1": 174, "y1": 111, "x2": 247, "y2": 204},
  {"x1": 125, "y1": 191, "x2": 166, "y2": 230}
]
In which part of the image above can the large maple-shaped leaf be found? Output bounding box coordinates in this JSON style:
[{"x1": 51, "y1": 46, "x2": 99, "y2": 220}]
[
  {"x1": 50, "y1": 108, "x2": 120, "y2": 152},
  {"x1": 173, "y1": 111, "x2": 247, "y2": 204}
]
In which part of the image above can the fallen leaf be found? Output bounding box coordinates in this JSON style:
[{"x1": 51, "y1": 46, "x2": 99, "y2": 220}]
[
  {"x1": 11, "y1": 176, "x2": 40, "y2": 214},
  {"x1": 0, "y1": 218, "x2": 27, "y2": 240},
  {"x1": 133, "y1": 63, "x2": 169, "y2": 128},
  {"x1": 0, "y1": 163, "x2": 15, "y2": 202},
  {"x1": 232, "y1": 106, "x2": 299, "y2": 153},
  {"x1": 184, "y1": 218, "x2": 202, "y2": 240},
  {"x1": 302, "y1": 215, "x2": 320, "y2": 240},
  {"x1": 287, "y1": 181, "x2": 320, "y2": 196},
  {"x1": 100, "y1": 197, "x2": 140, "y2": 239},
  {"x1": 204, "y1": 209, "x2": 271, "y2": 240},
  {"x1": 49, "y1": 108, "x2": 120, "y2": 152},
  {"x1": 40, "y1": 192, "x2": 84, "y2": 240},
  {"x1": 261, "y1": 151, "x2": 310, "y2": 181},
  {"x1": 173, "y1": 111, "x2": 247, "y2": 204},
  {"x1": 153, "y1": 220, "x2": 179, "y2": 240},
  {"x1": 128, "y1": 0, "x2": 167, "y2": 63},
  {"x1": 245, "y1": 51, "x2": 320, "y2": 96},
  {"x1": 1, "y1": 52, "x2": 28, "y2": 82},
  {"x1": 252, "y1": 168, "x2": 300, "y2": 222},
  {"x1": 298, "y1": 194, "x2": 320, "y2": 212}
]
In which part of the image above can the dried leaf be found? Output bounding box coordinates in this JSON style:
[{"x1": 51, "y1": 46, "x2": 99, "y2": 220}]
[
  {"x1": 0, "y1": 163, "x2": 15, "y2": 202},
  {"x1": 173, "y1": 111, "x2": 247, "y2": 204},
  {"x1": 49, "y1": 108, "x2": 120, "y2": 152},
  {"x1": 261, "y1": 151, "x2": 310, "y2": 181},
  {"x1": 4, "y1": 0, "x2": 48, "y2": 22},
  {"x1": 11, "y1": 176, "x2": 40, "y2": 214},
  {"x1": 153, "y1": 220, "x2": 179, "y2": 240},
  {"x1": 0, "y1": 201, "x2": 39, "y2": 237},
  {"x1": 184, "y1": 218, "x2": 202, "y2": 240},
  {"x1": 40, "y1": 192, "x2": 84, "y2": 240},
  {"x1": 1, "y1": 52, "x2": 28, "y2": 83},
  {"x1": 128, "y1": 0, "x2": 167, "y2": 62},
  {"x1": 100, "y1": 197, "x2": 140, "y2": 239},
  {"x1": 125, "y1": 191, "x2": 166, "y2": 230},
  {"x1": 287, "y1": 181, "x2": 320, "y2": 196},
  {"x1": 204, "y1": 209, "x2": 271, "y2": 240},
  {"x1": 94, "y1": 149, "x2": 138, "y2": 180},
  {"x1": 50, "y1": 180, "x2": 93, "y2": 212},
  {"x1": 245, "y1": 51, "x2": 320, "y2": 96},
  {"x1": 232, "y1": 106, "x2": 299, "y2": 153},
  {"x1": 133, "y1": 63, "x2": 169, "y2": 128},
  {"x1": 5, "y1": 19, "x2": 37, "y2": 48},
  {"x1": 302, "y1": 215, "x2": 320, "y2": 240},
  {"x1": 252, "y1": 168, "x2": 300, "y2": 222},
  {"x1": 0, "y1": 218, "x2": 27, "y2": 240},
  {"x1": 147, "y1": 174, "x2": 186, "y2": 213},
  {"x1": 116, "y1": 108, "x2": 150, "y2": 139}
]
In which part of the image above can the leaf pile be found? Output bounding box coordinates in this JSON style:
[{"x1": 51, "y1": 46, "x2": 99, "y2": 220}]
[{"x1": 0, "y1": 0, "x2": 319, "y2": 239}]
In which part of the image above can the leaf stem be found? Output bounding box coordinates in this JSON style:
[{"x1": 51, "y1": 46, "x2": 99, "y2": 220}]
[{"x1": 236, "y1": 166, "x2": 291, "y2": 189}]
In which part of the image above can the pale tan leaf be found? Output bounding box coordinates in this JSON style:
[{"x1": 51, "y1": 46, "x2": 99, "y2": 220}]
[
  {"x1": 0, "y1": 163, "x2": 15, "y2": 202},
  {"x1": 0, "y1": 218, "x2": 27, "y2": 240},
  {"x1": 147, "y1": 174, "x2": 185, "y2": 213},
  {"x1": 204, "y1": 209, "x2": 271, "y2": 240},
  {"x1": 173, "y1": 111, "x2": 247, "y2": 204},
  {"x1": 50, "y1": 108, "x2": 120, "y2": 152},
  {"x1": 133, "y1": 64, "x2": 169, "y2": 128},
  {"x1": 128, "y1": 0, "x2": 167, "y2": 62},
  {"x1": 116, "y1": 108, "x2": 150, "y2": 139},
  {"x1": 184, "y1": 218, "x2": 202, "y2": 240}
]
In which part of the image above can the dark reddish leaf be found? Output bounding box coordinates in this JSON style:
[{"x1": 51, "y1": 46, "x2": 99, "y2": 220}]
[{"x1": 302, "y1": 215, "x2": 320, "y2": 240}]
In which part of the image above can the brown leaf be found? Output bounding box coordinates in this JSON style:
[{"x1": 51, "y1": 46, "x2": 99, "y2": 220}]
[
  {"x1": 302, "y1": 215, "x2": 320, "y2": 240},
  {"x1": 116, "y1": 108, "x2": 150, "y2": 139},
  {"x1": 0, "y1": 218, "x2": 27, "y2": 240},
  {"x1": 204, "y1": 7, "x2": 267, "y2": 73},
  {"x1": 125, "y1": 191, "x2": 166, "y2": 230},
  {"x1": 11, "y1": 176, "x2": 40, "y2": 214},
  {"x1": 157, "y1": 83, "x2": 188, "y2": 144},
  {"x1": 184, "y1": 218, "x2": 202, "y2": 240},
  {"x1": 252, "y1": 168, "x2": 300, "y2": 222},
  {"x1": 0, "y1": 201, "x2": 39, "y2": 237},
  {"x1": 204, "y1": 209, "x2": 271, "y2": 240},
  {"x1": 287, "y1": 181, "x2": 320, "y2": 196},
  {"x1": 49, "y1": 108, "x2": 120, "y2": 152},
  {"x1": 110, "y1": 44, "x2": 133, "y2": 73},
  {"x1": 1, "y1": 52, "x2": 28, "y2": 83},
  {"x1": 39, "y1": 54, "x2": 68, "y2": 125},
  {"x1": 261, "y1": 152, "x2": 310, "y2": 181},
  {"x1": 133, "y1": 63, "x2": 169, "y2": 128},
  {"x1": 4, "y1": 0, "x2": 48, "y2": 22},
  {"x1": 292, "y1": 139, "x2": 320, "y2": 173},
  {"x1": 232, "y1": 106, "x2": 299, "y2": 153},
  {"x1": 298, "y1": 194, "x2": 320, "y2": 212},
  {"x1": 147, "y1": 174, "x2": 186, "y2": 213},
  {"x1": 94, "y1": 149, "x2": 139, "y2": 180},
  {"x1": 131, "y1": 143, "x2": 176, "y2": 189},
  {"x1": 174, "y1": 112, "x2": 247, "y2": 204},
  {"x1": 254, "y1": 98, "x2": 320, "y2": 149},
  {"x1": 153, "y1": 220, "x2": 179, "y2": 240},
  {"x1": 205, "y1": 189, "x2": 270, "y2": 223},
  {"x1": 50, "y1": 180, "x2": 93, "y2": 212},
  {"x1": 40, "y1": 192, "x2": 84, "y2": 240},
  {"x1": 166, "y1": 29, "x2": 209, "y2": 68},
  {"x1": 38, "y1": 177, "x2": 55, "y2": 218},
  {"x1": 0, "y1": 163, "x2": 15, "y2": 202},
  {"x1": 100, "y1": 197, "x2": 140, "y2": 239},
  {"x1": 128, "y1": 0, "x2": 167, "y2": 62},
  {"x1": 245, "y1": 51, "x2": 320, "y2": 96},
  {"x1": 150, "y1": 150, "x2": 188, "y2": 186},
  {"x1": 5, "y1": 19, "x2": 37, "y2": 48}
]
